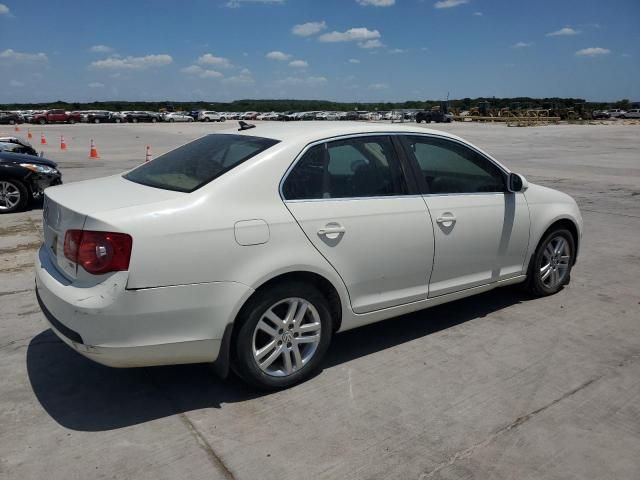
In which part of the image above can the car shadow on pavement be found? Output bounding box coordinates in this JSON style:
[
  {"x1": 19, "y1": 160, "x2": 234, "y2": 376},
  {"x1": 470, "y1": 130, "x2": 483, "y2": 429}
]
[{"x1": 27, "y1": 287, "x2": 528, "y2": 432}]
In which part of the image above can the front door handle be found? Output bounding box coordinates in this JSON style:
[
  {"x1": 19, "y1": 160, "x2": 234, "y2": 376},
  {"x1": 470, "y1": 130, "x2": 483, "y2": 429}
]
[
  {"x1": 318, "y1": 224, "x2": 346, "y2": 236},
  {"x1": 436, "y1": 214, "x2": 457, "y2": 224}
]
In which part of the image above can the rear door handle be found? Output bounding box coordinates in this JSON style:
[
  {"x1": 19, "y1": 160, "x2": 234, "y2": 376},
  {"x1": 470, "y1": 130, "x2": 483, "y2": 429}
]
[
  {"x1": 436, "y1": 215, "x2": 457, "y2": 224},
  {"x1": 318, "y1": 224, "x2": 346, "y2": 236}
]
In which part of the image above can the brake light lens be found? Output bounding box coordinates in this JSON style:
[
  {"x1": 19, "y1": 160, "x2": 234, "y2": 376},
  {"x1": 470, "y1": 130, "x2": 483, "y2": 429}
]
[{"x1": 63, "y1": 230, "x2": 133, "y2": 274}]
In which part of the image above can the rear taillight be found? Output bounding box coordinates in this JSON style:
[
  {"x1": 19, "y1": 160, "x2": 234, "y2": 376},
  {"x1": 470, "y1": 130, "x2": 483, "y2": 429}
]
[{"x1": 64, "y1": 230, "x2": 132, "y2": 275}]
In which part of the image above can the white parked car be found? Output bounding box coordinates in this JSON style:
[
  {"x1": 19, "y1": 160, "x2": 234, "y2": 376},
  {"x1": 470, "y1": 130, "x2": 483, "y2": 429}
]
[
  {"x1": 164, "y1": 112, "x2": 194, "y2": 123},
  {"x1": 620, "y1": 109, "x2": 640, "y2": 119},
  {"x1": 198, "y1": 111, "x2": 226, "y2": 122},
  {"x1": 606, "y1": 109, "x2": 627, "y2": 118},
  {"x1": 35, "y1": 123, "x2": 582, "y2": 389}
]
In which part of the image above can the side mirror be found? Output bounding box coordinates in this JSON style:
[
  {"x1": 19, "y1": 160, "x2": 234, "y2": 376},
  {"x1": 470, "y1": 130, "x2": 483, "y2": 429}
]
[{"x1": 508, "y1": 173, "x2": 528, "y2": 192}]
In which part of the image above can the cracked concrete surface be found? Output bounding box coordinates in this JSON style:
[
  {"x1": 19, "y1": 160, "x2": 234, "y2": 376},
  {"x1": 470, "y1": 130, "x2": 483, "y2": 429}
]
[{"x1": 1, "y1": 122, "x2": 639, "y2": 479}]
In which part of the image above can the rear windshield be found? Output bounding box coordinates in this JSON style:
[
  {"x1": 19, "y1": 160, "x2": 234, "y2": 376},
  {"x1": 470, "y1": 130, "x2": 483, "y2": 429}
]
[{"x1": 124, "y1": 134, "x2": 279, "y2": 192}]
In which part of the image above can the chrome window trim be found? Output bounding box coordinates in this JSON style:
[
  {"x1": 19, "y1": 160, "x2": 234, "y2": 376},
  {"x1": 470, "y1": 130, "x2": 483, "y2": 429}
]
[{"x1": 278, "y1": 131, "x2": 510, "y2": 201}]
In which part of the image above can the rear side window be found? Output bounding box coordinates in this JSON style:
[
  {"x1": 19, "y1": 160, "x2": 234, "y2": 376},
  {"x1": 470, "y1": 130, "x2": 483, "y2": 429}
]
[
  {"x1": 403, "y1": 136, "x2": 506, "y2": 194},
  {"x1": 124, "y1": 134, "x2": 279, "y2": 192},
  {"x1": 282, "y1": 136, "x2": 408, "y2": 200}
]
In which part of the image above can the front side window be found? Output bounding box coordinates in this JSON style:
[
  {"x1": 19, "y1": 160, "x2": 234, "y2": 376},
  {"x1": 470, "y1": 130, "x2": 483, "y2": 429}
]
[
  {"x1": 403, "y1": 136, "x2": 506, "y2": 194},
  {"x1": 282, "y1": 136, "x2": 408, "y2": 200},
  {"x1": 124, "y1": 134, "x2": 279, "y2": 192}
]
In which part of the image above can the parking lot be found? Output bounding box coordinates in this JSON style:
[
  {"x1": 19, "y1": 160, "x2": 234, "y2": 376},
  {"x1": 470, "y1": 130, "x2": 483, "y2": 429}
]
[{"x1": 1, "y1": 121, "x2": 639, "y2": 479}]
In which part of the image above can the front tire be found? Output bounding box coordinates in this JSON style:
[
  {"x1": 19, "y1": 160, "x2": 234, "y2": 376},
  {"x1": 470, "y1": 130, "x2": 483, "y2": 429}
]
[
  {"x1": 0, "y1": 179, "x2": 29, "y2": 214},
  {"x1": 233, "y1": 282, "x2": 333, "y2": 390},
  {"x1": 525, "y1": 228, "x2": 575, "y2": 296}
]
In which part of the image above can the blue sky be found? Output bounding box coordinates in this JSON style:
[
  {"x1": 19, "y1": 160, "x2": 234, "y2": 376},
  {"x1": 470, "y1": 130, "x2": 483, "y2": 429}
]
[{"x1": 1, "y1": 0, "x2": 638, "y2": 103}]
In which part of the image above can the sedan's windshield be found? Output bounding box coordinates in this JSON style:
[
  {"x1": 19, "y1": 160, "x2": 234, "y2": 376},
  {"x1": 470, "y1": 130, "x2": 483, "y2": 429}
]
[{"x1": 124, "y1": 134, "x2": 279, "y2": 192}]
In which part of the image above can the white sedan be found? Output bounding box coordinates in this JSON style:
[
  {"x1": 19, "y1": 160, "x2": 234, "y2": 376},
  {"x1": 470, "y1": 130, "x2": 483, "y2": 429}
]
[
  {"x1": 35, "y1": 123, "x2": 582, "y2": 389},
  {"x1": 164, "y1": 112, "x2": 194, "y2": 122}
]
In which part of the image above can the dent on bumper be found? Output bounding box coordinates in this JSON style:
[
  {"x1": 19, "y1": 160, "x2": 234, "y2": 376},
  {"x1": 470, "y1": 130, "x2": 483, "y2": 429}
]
[{"x1": 35, "y1": 245, "x2": 254, "y2": 368}]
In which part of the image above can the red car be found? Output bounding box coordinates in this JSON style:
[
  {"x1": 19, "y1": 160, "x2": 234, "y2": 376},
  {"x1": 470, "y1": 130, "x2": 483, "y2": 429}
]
[{"x1": 31, "y1": 109, "x2": 81, "y2": 125}]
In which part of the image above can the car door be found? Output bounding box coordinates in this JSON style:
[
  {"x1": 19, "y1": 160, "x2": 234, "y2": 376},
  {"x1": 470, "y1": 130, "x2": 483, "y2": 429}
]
[
  {"x1": 400, "y1": 135, "x2": 530, "y2": 297},
  {"x1": 282, "y1": 135, "x2": 434, "y2": 314}
]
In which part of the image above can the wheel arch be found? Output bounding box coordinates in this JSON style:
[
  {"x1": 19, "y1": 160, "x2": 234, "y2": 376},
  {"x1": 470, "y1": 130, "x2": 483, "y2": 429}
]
[
  {"x1": 212, "y1": 269, "x2": 346, "y2": 379},
  {"x1": 526, "y1": 216, "x2": 581, "y2": 277}
]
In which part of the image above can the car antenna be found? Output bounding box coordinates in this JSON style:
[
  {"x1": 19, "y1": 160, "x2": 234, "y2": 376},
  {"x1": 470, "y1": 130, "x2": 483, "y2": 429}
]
[{"x1": 238, "y1": 121, "x2": 256, "y2": 131}]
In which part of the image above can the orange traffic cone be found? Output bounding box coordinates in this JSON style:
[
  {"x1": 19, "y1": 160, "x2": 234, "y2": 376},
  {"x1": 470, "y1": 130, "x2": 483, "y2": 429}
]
[
  {"x1": 14, "y1": 125, "x2": 20, "y2": 133},
  {"x1": 27, "y1": 128, "x2": 33, "y2": 140},
  {"x1": 60, "y1": 135, "x2": 67, "y2": 151},
  {"x1": 89, "y1": 139, "x2": 100, "y2": 159},
  {"x1": 40, "y1": 133, "x2": 47, "y2": 145},
  {"x1": 145, "y1": 145, "x2": 152, "y2": 162}
]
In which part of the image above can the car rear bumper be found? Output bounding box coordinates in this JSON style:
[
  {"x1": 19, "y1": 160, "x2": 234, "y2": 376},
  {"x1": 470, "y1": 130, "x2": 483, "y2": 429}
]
[{"x1": 35, "y1": 245, "x2": 253, "y2": 368}]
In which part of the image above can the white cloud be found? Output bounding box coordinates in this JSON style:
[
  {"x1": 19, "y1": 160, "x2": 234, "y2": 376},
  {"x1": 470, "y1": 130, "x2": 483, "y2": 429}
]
[
  {"x1": 278, "y1": 76, "x2": 327, "y2": 86},
  {"x1": 389, "y1": 48, "x2": 405, "y2": 54},
  {"x1": 200, "y1": 69, "x2": 224, "y2": 78},
  {"x1": 88, "y1": 82, "x2": 105, "y2": 88},
  {"x1": 368, "y1": 83, "x2": 389, "y2": 90},
  {"x1": 512, "y1": 42, "x2": 533, "y2": 48},
  {"x1": 319, "y1": 27, "x2": 381, "y2": 43},
  {"x1": 359, "y1": 39, "x2": 384, "y2": 49},
  {"x1": 222, "y1": 74, "x2": 255, "y2": 85},
  {"x1": 473, "y1": 11, "x2": 483, "y2": 16},
  {"x1": 0, "y1": 49, "x2": 48, "y2": 63},
  {"x1": 90, "y1": 45, "x2": 114, "y2": 53},
  {"x1": 240, "y1": 68, "x2": 251, "y2": 74},
  {"x1": 266, "y1": 50, "x2": 292, "y2": 61},
  {"x1": 9, "y1": 80, "x2": 24, "y2": 87},
  {"x1": 356, "y1": 0, "x2": 395, "y2": 6},
  {"x1": 289, "y1": 59, "x2": 308, "y2": 68},
  {"x1": 90, "y1": 54, "x2": 172, "y2": 70},
  {"x1": 575, "y1": 47, "x2": 611, "y2": 57},
  {"x1": 348, "y1": 58, "x2": 361, "y2": 64},
  {"x1": 546, "y1": 27, "x2": 580, "y2": 37},
  {"x1": 434, "y1": 0, "x2": 469, "y2": 8},
  {"x1": 197, "y1": 53, "x2": 232, "y2": 68},
  {"x1": 292, "y1": 21, "x2": 327, "y2": 36},
  {"x1": 181, "y1": 65, "x2": 203, "y2": 74},
  {"x1": 0, "y1": 3, "x2": 11, "y2": 15},
  {"x1": 225, "y1": 0, "x2": 284, "y2": 7},
  {"x1": 182, "y1": 65, "x2": 223, "y2": 78}
]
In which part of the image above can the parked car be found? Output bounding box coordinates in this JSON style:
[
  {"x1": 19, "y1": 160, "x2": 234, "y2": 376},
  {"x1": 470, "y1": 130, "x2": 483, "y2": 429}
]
[
  {"x1": 165, "y1": 112, "x2": 195, "y2": 123},
  {"x1": 0, "y1": 111, "x2": 23, "y2": 125},
  {"x1": 0, "y1": 136, "x2": 39, "y2": 156},
  {"x1": 591, "y1": 110, "x2": 611, "y2": 120},
  {"x1": 198, "y1": 111, "x2": 226, "y2": 122},
  {"x1": 415, "y1": 110, "x2": 453, "y2": 123},
  {"x1": 125, "y1": 111, "x2": 161, "y2": 123},
  {"x1": 619, "y1": 109, "x2": 640, "y2": 119},
  {"x1": 31, "y1": 110, "x2": 81, "y2": 124},
  {"x1": 606, "y1": 109, "x2": 627, "y2": 118},
  {"x1": 242, "y1": 112, "x2": 259, "y2": 120},
  {"x1": 341, "y1": 111, "x2": 360, "y2": 120},
  {"x1": 35, "y1": 123, "x2": 582, "y2": 389},
  {"x1": 0, "y1": 151, "x2": 61, "y2": 214},
  {"x1": 83, "y1": 111, "x2": 122, "y2": 124},
  {"x1": 225, "y1": 112, "x2": 241, "y2": 120}
]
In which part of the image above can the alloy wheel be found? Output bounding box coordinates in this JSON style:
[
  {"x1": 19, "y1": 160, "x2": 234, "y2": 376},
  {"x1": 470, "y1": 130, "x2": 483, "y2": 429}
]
[
  {"x1": 539, "y1": 235, "x2": 571, "y2": 288},
  {"x1": 0, "y1": 181, "x2": 21, "y2": 211},
  {"x1": 252, "y1": 297, "x2": 322, "y2": 377}
]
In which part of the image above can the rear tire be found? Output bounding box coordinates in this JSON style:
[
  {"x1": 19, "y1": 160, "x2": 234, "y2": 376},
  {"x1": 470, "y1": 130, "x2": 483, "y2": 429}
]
[
  {"x1": 233, "y1": 282, "x2": 333, "y2": 390},
  {"x1": 525, "y1": 228, "x2": 575, "y2": 296},
  {"x1": 0, "y1": 179, "x2": 29, "y2": 214}
]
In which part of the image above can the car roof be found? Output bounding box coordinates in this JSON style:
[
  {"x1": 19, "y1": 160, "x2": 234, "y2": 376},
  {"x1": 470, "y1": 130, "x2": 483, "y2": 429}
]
[{"x1": 223, "y1": 121, "x2": 464, "y2": 144}]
